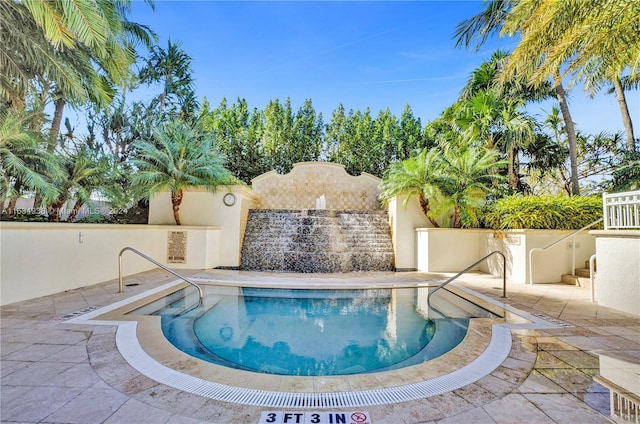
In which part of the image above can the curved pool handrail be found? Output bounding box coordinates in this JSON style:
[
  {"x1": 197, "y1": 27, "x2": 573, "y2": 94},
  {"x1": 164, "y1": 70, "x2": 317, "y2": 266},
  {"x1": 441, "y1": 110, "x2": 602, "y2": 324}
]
[
  {"x1": 428, "y1": 250, "x2": 507, "y2": 301},
  {"x1": 118, "y1": 247, "x2": 204, "y2": 304}
]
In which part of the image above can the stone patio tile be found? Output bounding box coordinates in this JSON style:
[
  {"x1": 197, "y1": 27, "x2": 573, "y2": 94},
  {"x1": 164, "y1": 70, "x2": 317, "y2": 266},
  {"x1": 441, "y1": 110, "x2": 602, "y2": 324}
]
[
  {"x1": 103, "y1": 398, "x2": 172, "y2": 424},
  {"x1": 392, "y1": 397, "x2": 443, "y2": 423},
  {"x1": 43, "y1": 343, "x2": 90, "y2": 363},
  {"x1": 0, "y1": 360, "x2": 30, "y2": 377},
  {"x1": 132, "y1": 384, "x2": 210, "y2": 417},
  {"x1": 38, "y1": 328, "x2": 90, "y2": 345},
  {"x1": 453, "y1": 382, "x2": 497, "y2": 407},
  {"x1": 190, "y1": 399, "x2": 262, "y2": 424},
  {"x1": 0, "y1": 341, "x2": 31, "y2": 357},
  {"x1": 46, "y1": 361, "x2": 102, "y2": 388},
  {"x1": 436, "y1": 406, "x2": 497, "y2": 424},
  {"x1": 0, "y1": 385, "x2": 33, "y2": 404},
  {"x1": 1, "y1": 360, "x2": 77, "y2": 386},
  {"x1": 44, "y1": 387, "x2": 128, "y2": 424},
  {"x1": 545, "y1": 350, "x2": 599, "y2": 369},
  {"x1": 367, "y1": 404, "x2": 410, "y2": 424},
  {"x1": 482, "y1": 393, "x2": 555, "y2": 424},
  {"x1": 517, "y1": 370, "x2": 566, "y2": 394},
  {"x1": 2, "y1": 342, "x2": 68, "y2": 362},
  {"x1": 0, "y1": 386, "x2": 82, "y2": 422},
  {"x1": 523, "y1": 393, "x2": 611, "y2": 423},
  {"x1": 537, "y1": 368, "x2": 604, "y2": 395},
  {"x1": 534, "y1": 351, "x2": 577, "y2": 369}
]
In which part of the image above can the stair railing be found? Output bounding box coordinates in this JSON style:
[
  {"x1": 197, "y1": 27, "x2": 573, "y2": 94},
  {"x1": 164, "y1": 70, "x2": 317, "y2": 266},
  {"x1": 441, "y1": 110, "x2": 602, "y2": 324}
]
[
  {"x1": 589, "y1": 254, "x2": 597, "y2": 302},
  {"x1": 427, "y1": 250, "x2": 507, "y2": 301},
  {"x1": 527, "y1": 218, "x2": 603, "y2": 285},
  {"x1": 118, "y1": 247, "x2": 204, "y2": 304}
]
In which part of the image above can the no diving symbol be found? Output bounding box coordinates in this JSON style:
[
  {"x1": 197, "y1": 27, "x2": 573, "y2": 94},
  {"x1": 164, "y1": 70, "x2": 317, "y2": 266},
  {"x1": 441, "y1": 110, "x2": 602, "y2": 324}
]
[{"x1": 351, "y1": 412, "x2": 368, "y2": 423}]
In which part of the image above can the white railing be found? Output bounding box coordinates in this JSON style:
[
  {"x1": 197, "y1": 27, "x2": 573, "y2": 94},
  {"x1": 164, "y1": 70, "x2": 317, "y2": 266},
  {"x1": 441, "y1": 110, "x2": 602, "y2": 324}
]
[
  {"x1": 528, "y1": 218, "x2": 603, "y2": 285},
  {"x1": 603, "y1": 190, "x2": 640, "y2": 230}
]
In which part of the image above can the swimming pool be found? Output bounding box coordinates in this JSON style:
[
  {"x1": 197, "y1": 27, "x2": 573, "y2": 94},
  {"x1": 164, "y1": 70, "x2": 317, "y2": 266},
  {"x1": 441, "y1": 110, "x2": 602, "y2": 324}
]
[{"x1": 129, "y1": 284, "x2": 497, "y2": 377}]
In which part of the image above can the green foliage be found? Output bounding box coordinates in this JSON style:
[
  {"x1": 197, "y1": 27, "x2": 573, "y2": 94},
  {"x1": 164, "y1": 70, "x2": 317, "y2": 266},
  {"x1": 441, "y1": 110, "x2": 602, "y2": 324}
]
[
  {"x1": 199, "y1": 99, "x2": 429, "y2": 183},
  {"x1": 380, "y1": 146, "x2": 507, "y2": 228},
  {"x1": 482, "y1": 195, "x2": 603, "y2": 230},
  {"x1": 0, "y1": 109, "x2": 61, "y2": 204},
  {"x1": 131, "y1": 119, "x2": 234, "y2": 224}
]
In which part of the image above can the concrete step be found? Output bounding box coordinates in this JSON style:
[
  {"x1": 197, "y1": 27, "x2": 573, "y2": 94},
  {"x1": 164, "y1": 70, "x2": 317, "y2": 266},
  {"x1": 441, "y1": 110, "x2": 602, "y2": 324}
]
[
  {"x1": 561, "y1": 273, "x2": 592, "y2": 288},
  {"x1": 575, "y1": 268, "x2": 591, "y2": 278}
]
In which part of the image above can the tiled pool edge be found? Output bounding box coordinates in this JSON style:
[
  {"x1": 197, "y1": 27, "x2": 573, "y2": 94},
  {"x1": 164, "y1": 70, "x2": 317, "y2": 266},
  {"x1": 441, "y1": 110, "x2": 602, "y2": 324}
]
[{"x1": 67, "y1": 280, "x2": 566, "y2": 408}]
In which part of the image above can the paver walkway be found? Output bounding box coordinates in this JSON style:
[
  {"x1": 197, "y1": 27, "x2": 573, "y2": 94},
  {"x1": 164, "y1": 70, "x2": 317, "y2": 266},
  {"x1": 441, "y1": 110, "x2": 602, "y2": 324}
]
[{"x1": 1, "y1": 269, "x2": 638, "y2": 423}]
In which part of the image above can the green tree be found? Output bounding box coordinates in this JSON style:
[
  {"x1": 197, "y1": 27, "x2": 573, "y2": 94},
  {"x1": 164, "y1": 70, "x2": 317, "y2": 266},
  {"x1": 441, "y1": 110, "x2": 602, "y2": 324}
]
[
  {"x1": 0, "y1": 110, "x2": 60, "y2": 212},
  {"x1": 454, "y1": 1, "x2": 582, "y2": 195},
  {"x1": 398, "y1": 105, "x2": 427, "y2": 159},
  {"x1": 131, "y1": 120, "x2": 233, "y2": 225},
  {"x1": 45, "y1": 145, "x2": 119, "y2": 222},
  {"x1": 380, "y1": 146, "x2": 506, "y2": 228},
  {"x1": 138, "y1": 39, "x2": 198, "y2": 120}
]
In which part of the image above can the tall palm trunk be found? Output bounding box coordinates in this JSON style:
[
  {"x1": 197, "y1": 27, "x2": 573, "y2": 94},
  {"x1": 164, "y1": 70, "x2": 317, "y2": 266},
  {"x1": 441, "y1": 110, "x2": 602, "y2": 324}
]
[
  {"x1": 418, "y1": 193, "x2": 439, "y2": 228},
  {"x1": 612, "y1": 76, "x2": 636, "y2": 152},
  {"x1": 66, "y1": 199, "x2": 84, "y2": 222},
  {"x1": 554, "y1": 74, "x2": 580, "y2": 196},
  {"x1": 47, "y1": 197, "x2": 66, "y2": 222},
  {"x1": 171, "y1": 188, "x2": 183, "y2": 225},
  {"x1": 34, "y1": 95, "x2": 66, "y2": 210},
  {"x1": 49, "y1": 96, "x2": 65, "y2": 151},
  {"x1": 507, "y1": 147, "x2": 518, "y2": 190}
]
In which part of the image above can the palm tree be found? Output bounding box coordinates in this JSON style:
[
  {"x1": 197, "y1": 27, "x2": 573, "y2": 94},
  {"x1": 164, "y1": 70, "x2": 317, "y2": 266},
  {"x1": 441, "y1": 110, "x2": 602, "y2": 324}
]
[
  {"x1": 0, "y1": 0, "x2": 155, "y2": 109},
  {"x1": 1, "y1": 0, "x2": 156, "y2": 165},
  {"x1": 44, "y1": 145, "x2": 121, "y2": 222},
  {"x1": 131, "y1": 120, "x2": 234, "y2": 225},
  {"x1": 454, "y1": 1, "x2": 582, "y2": 195},
  {"x1": 0, "y1": 110, "x2": 60, "y2": 212},
  {"x1": 379, "y1": 148, "x2": 442, "y2": 226},
  {"x1": 379, "y1": 146, "x2": 506, "y2": 228},
  {"x1": 138, "y1": 40, "x2": 197, "y2": 119},
  {"x1": 430, "y1": 147, "x2": 507, "y2": 228}
]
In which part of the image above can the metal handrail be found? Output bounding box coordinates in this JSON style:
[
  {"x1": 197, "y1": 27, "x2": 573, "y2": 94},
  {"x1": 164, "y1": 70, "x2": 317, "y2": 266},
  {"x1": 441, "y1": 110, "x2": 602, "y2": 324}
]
[
  {"x1": 589, "y1": 254, "x2": 597, "y2": 302},
  {"x1": 118, "y1": 247, "x2": 204, "y2": 303},
  {"x1": 527, "y1": 218, "x2": 603, "y2": 285},
  {"x1": 427, "y1": 250, "x2": 507, "y2": 300}
]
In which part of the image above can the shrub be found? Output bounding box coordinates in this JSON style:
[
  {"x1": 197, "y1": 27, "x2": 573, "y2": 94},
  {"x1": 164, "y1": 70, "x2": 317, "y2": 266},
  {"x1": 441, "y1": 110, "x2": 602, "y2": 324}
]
[{"x1": 482, "y1": 195, "x2": 603, "y2": 230}]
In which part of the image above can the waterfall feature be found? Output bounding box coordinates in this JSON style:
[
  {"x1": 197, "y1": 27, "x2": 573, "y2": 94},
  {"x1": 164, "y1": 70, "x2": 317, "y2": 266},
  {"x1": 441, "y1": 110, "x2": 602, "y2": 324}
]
[{"x1": 241, "y1": 209, "x2": 395, "y2": 272}]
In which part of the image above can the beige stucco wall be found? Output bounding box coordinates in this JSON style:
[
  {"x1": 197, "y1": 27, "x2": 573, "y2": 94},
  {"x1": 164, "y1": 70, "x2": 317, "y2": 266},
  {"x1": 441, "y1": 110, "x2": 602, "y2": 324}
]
[
  {"x1": 0, "y1": 222, "x2": 221, "y2": 306},
  {"x1": 148, "y1": 185, "x2": 261, "y2": 267},
  {"x1": 251, "y1": 162, "x2": 382, "y2": 210},
  {"x1": 416, "y1": 228, "x2": 597, "y2": 285},
  {"x1": 591, "y1": 230, "x2": 640, "y2": 315},
  {"x1": 388, "y1": 195, "x2": 432, "y2": 270}
]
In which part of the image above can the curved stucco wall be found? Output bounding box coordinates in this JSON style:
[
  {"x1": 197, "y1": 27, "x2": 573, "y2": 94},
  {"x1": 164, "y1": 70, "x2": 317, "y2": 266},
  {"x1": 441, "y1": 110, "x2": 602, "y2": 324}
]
[{"x1": 251, "y1": 162, "x2": 382, "y2": 210}]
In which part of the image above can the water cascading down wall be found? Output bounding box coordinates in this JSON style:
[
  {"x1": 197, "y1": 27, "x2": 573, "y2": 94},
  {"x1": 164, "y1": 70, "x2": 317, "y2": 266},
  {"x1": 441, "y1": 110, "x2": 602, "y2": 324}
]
[{"x1": 240, "y1": 162, "x2": 395, "y2": 272}]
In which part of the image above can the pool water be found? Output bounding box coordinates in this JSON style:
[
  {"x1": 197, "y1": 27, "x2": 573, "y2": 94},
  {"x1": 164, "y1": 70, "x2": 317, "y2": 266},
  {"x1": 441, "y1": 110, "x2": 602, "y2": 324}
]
[{"x1": 131, "y1": 285, "x2": 495, "y2": 376}]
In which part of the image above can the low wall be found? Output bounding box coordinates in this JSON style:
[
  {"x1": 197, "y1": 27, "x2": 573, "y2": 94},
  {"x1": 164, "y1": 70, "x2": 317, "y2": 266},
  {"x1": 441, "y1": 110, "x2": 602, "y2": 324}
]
[
  {"x1": 591, "y1": 230, "x2": 640, "y2": 315},
  {"x1": 387, "y1": 195, "x2": 433, "y2": 271},
  {"x1": 0, "y1": 222, "x2": 221, "y2": 306},
  {"x1": 148, "y1": 185, "x2": 260, "y2": 267},
  {"x1": 416, "y1": 228, "x2": 597, "y2": 284}
]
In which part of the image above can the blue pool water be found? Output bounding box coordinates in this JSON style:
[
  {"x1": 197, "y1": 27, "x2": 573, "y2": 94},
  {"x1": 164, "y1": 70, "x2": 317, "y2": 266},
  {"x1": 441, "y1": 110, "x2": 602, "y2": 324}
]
[{"x1": 131, "y1": 285, "x2": 495, "y2": 376}]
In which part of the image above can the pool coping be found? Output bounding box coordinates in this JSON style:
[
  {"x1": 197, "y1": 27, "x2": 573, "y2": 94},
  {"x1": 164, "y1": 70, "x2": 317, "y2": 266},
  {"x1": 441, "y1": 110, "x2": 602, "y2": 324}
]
[{"x1": 66, "y1": 279, "x2": 567, "y2": 408}]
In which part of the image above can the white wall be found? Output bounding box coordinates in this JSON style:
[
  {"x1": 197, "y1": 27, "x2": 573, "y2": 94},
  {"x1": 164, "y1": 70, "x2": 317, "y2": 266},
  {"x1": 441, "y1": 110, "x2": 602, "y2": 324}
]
[
  {"x1": 0, "y1": 222, "x2": 220, "y2": 305},
  {"x1": 416, "y1": 228, "x2": 597, "y2": 285},
  {"x1": 148, "y1": 185, "x2": 261, "y2": 267},
  {"x1": 387, "y1": 195, "x2": 432, "y2": 271},
  {"x1": 591, "y1": 230, "x2": 640, "y2": 315}
]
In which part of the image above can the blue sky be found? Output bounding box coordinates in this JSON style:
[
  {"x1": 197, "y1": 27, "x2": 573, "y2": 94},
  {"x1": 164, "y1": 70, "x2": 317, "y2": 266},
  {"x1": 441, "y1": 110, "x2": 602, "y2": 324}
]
[{"x1": 127, "y1": 1, "x2": 638, "y2": 136}]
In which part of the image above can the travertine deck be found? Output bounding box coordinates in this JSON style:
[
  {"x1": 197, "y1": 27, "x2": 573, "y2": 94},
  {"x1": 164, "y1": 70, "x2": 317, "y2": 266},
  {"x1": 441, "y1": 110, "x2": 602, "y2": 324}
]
[{"x1": 1, "y1": 269, "x2": 638, "y2": 423}]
